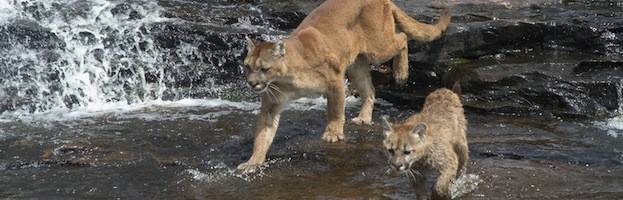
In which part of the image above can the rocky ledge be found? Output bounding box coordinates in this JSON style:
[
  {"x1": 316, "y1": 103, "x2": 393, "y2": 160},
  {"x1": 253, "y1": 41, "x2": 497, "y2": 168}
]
[
  {"x1": 2, "y1": 0, "x2": 621, "y2": 119},
  {"x1": 383, "y1": 0, "x2": 623, "y2": 119},
  {"x1": 153, "y1": 0, "x2": 623, "y2": 119}
]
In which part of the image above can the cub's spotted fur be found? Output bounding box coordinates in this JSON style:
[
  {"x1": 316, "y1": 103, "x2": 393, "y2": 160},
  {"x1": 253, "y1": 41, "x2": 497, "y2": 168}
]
[{"x1": 382, "y1": 87, "x2": 468, "y2": 199}]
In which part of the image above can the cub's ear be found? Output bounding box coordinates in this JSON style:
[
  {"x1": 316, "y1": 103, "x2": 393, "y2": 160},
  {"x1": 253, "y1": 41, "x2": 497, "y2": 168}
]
[
  {"x1": 411, "y1": 123, "x2": 427, "y2": 139},
  {"x1": 381, "y1": 115, "x2": 393, "y2": 137},
  {"x1": 245, "y1": 36, "x2": 256, "y2": 52},
  {"x1": 271, "y1": 40, "x2": 285, "y2": 59}
]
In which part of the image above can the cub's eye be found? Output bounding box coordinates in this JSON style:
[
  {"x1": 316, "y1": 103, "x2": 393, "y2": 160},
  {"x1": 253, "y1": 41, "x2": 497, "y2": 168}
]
[
  {"x1": 388, "y1": 149, "x2": 395, "y2": 154},
  {"x1": 403, "y1": 151, "x2": 411, "y2": 155},
  {"x1": 260, "y1": 68, "x2": 270, "y2": 73}
]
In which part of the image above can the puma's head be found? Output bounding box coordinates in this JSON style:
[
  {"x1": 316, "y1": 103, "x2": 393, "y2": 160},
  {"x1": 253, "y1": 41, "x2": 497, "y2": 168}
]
[
  {"x1": 243, "y1": 36, "x2": 287, "y2": 93},
  {"x1": 381, "y1": 116, "x2": 428, "y2": 173}
]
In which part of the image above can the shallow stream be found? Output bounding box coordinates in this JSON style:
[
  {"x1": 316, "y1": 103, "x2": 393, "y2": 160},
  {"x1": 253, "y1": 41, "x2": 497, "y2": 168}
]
[
  {"x1": 1, "y1": 0, "x2": 622, "y2": 199},
  {"x1": 1, "y1": 99, "x2": 622, "y2": 199}
]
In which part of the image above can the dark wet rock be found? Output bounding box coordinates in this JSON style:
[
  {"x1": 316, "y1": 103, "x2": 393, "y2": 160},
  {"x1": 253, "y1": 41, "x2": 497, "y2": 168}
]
[
  {"x1": 575, "y1": 60, "x2": 623, "y2": 74},
  {"x1": 76, "y1": 31, "x2": 97, "y2": 45},
  {"x1": 267, "y1": 11, "x2": 307, "y2": 30},
  {"x1": 92, "y1": 48, "x2": 105, "y2": 62},
  {"x1": 110, "y1": 3, "x2": 144, "y2": 20},
  {"x1": 38, "y1": 140, "x2": 137, "y2": 167},
  {"x1": 424, "y1": 21, "x2": 606, "y2": 59},
  {"x1": 465, "y1": 72, "x2": 609, "y2": 118},
  {"x1": 366, "y1": 1, "x2": 623, "y2": 119},
  {"x1": 146, "y1": 22, "x2": 249, "y2": 99},
  {"x1": 4, "y1": 0, "x2": 620, "y2": 118},
  {"x1": 376, "y1": 57, "x2": 621, "y2": 118},
  {"x1": 0, "y1": 20, "x2": 65, "y2": 50}
]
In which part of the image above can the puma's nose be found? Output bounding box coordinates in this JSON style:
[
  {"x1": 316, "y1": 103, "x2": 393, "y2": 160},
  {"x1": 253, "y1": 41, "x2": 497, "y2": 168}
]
[
  {"x1": 391, "y1": 163, "x2": 408, "y2": 172},
  {"x1": 247, "y1": 81, "x2": 264, "y2": 91},
  {"x1": 247, "y1": 81, "x2": 257, "y2": 88}
]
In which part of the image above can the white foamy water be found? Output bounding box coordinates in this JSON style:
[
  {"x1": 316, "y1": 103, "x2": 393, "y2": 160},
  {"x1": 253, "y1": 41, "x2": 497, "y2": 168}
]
[
  {"x1": 0, "y1": 0, "x2": 259, "y2": 119},
  {"x1": 0, "y1": 95, "x2": 389, "y2": 123},
  {"x1": 451, "y1": 174, "x2": 483, "y2": 199},
  {"x1": 595, "y1": 80, "x2": 623, "y2": 138},
  {"x1": 1, "y1": 0, "x2": 174, "y2": 114},
  {"x1": 596, "y1": 116, "x2": 623, "y2": 138},
  {"x1": 185, "y1": 158, "x2": 289, "y2": 183},
  {"x1": 596, "y1": 20, "x2": 623, "y2": 138},
  {"x1": 0, "y1": 98, "x2": 256, "y2": 122},
  {"x1": 0, "y1": 0, "x2": 343, "y2": 122}
]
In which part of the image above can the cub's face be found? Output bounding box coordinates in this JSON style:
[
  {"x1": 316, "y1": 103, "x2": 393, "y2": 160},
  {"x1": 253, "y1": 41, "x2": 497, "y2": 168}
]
[
  {"x1": 381, "y1": 116, "x2": 428, "y2": 173},
  {"x1": 243, "y1": 37, "x2": 287, "y2": 93}
]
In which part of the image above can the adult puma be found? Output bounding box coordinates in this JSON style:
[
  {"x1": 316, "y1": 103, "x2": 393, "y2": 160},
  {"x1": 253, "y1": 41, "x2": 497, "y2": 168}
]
[
  {"x1": 382, "y1": 86, "x2": 468, "y2": 200},
  {"x1": 238, "y1": 0, "x2": 451, "y2": 173}
]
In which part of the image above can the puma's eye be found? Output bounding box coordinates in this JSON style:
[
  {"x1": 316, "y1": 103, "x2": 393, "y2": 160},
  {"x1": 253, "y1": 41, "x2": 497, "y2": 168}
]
[
  {"x1": 260, "y1": 68, "x2": 270, "y2": 73},
  {"x1": 388, "y1": 149, "x2": 395, "y2": 155},
  {"x1": 403, "y1": 151, "x2": 411, "y2": 155}
]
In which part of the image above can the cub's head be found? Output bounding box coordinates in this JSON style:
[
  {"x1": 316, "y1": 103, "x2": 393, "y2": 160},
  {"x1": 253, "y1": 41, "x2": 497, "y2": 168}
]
[
  {"x1": 381, "y1": 116, "x2": 428, "y2": 173},
  {"x1": 243, "y1": 36, "x2": 287, "y2": 93}
]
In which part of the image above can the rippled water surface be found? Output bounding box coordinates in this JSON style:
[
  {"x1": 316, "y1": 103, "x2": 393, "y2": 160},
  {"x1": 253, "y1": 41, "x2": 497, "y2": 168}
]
[
  {"x1": 1, "y1": 0, "x2": 623, "y2": 199},
  {"x1": 1, "y1": 100, "x2": 622, "y2": 199}
]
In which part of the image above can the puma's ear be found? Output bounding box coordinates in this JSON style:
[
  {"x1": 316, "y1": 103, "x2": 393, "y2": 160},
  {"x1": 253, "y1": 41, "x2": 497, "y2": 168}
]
[
  {"x1": 271, "y1": 40, "x2": 285, "y2": 59},
  {"x1": 411, "y1": 123, "x2": 427, "y2": 139},
  {"x1": 381, "y1": 115, "x2": 393, "y2": 137},
  {"x1": 245, "y1": 36, "x2": 256, "y2": 52}
]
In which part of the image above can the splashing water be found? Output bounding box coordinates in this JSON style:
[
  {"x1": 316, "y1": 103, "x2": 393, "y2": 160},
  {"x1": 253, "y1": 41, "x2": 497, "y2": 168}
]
[
  {"x1": 451, "y1": 174, "x2": 483, "y2": 199},
  {"x1": 185, "y1": 158, "x2": 290, "y2": 183},
  {"x1": 2, "y1": 0, "x2": 166, "y2": 114},
  {"x1": 0, "y1": 0, "x2": 266, "y2": 120},
  {"x1": 595, "y1": 80, "x2": 623, "y2": 138}
]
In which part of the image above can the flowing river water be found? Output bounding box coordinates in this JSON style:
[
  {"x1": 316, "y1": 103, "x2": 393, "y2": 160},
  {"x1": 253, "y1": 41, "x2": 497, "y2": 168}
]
[{"x1": 1, "y1": 0, "x2": 622, "y2": 199}]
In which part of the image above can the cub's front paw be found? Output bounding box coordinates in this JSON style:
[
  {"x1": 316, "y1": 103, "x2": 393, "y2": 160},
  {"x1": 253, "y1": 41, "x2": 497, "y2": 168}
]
[
  {"x1": 236, "y1": 162, "x2": 261, "y2": 174},
  {"x1": 321, "y1": 131, "x2": 344, "y2": 142},
  {"x1": 351, "y1": 117, "x2": 372, "y2": 125}
]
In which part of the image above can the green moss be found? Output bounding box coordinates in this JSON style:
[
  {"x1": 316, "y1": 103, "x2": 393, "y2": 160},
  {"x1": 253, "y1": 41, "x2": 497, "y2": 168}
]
[
  {"x1": 219, "y1": 88, "x2": 256, "y2": 102},
  {"x1": 445, "y1": 58, "x2": 471, "y2": 66}
]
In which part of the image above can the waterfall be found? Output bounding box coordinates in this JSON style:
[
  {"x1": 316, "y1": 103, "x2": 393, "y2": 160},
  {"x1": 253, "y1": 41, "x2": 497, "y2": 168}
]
[
  {"x1": 1, "y1": 0, "x2": 167, "y2": 115},
  {"x1": 617, "y1": 80, "x2": 623, "y2": 114},
  {"x1": 0, "y1": 0, "x2": 262, "y2": 117}
]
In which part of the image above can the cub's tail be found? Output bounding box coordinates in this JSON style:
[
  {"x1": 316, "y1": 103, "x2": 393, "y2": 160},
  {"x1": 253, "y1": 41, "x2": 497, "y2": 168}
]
[
  {"x1": 451, "y1": 81, "x2": 462, "y2": 95},
  {"x1": 391, "y1": 4, "x2": 451, "y2": 42}
]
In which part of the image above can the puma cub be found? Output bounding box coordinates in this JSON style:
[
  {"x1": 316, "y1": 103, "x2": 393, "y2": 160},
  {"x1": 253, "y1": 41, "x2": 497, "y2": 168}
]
[
  {"x1": 238, "y1": 0, "x2": 451, "y2": 173},
  {"x1": 382, "y1": 87, "x2": 468, "y2": 200}
]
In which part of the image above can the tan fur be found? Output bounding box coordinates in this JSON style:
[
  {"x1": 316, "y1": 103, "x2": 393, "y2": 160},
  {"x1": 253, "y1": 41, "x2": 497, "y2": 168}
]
[
  {"x1": 237, "y1": 0, "x2": 451, "y2": 173},
  {"x1": 382, "y1": 88, "x2": 468, "y2": 200}
]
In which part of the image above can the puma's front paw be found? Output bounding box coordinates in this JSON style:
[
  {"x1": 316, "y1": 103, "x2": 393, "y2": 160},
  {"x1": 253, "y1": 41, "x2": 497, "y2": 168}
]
[
  {"x1": 321, "y1": 130, "x2": 344, "y2": 142},
  {"x1": 236, "y1": 162, "x2": 261, "y2": 174},
  {"x1": 351, "y1": 117, "x2": 372, "y2": 125}
]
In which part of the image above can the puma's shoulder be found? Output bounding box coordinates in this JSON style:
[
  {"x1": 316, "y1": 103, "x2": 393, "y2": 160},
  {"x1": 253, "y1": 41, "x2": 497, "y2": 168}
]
[{"x1": 237, "y1": 0, "x2": 451, "y2": 174}]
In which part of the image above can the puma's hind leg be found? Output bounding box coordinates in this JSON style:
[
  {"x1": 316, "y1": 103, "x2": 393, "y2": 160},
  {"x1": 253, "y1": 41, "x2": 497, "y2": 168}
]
[
  {"x1": 347, "y1": 59, "x2": 374, "y2": 125},
  {"x1": 392, "y1": 40, "x2": 409, "y2": 86},
  {"x1": 367, "y1": 31, "x2": 409, "y2": 86}
]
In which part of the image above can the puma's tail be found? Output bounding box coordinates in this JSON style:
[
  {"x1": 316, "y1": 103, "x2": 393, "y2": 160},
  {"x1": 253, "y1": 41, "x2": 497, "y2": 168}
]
[{"x1": 391, "y1": 5, "x2": 451, "y2": 42}]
